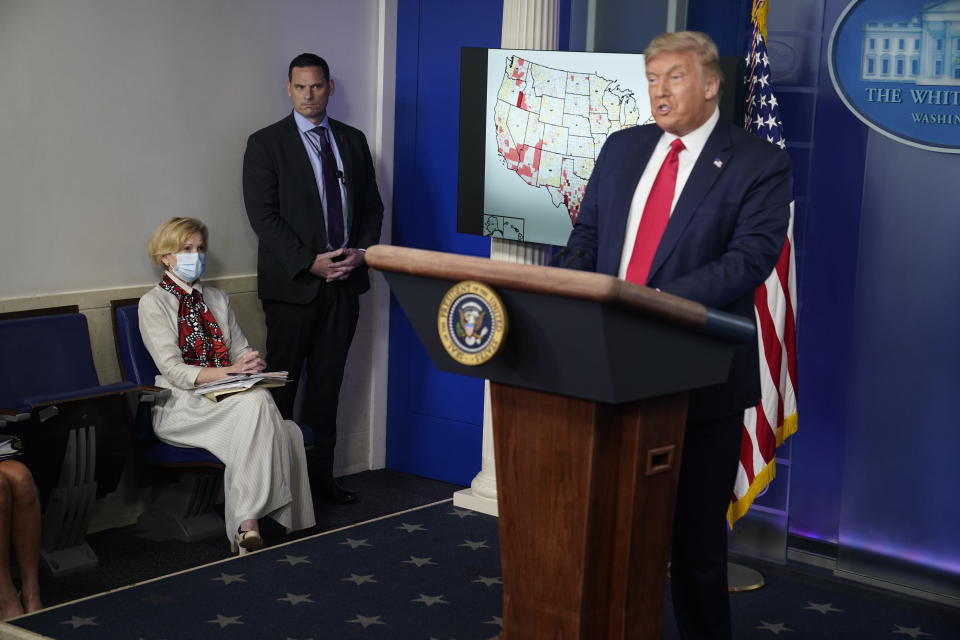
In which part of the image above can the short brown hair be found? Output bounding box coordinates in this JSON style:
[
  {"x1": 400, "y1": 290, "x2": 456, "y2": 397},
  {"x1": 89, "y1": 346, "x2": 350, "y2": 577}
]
[
  {"x1": 147, "y1": 217, "x2": 208, "y2": 267},
  {"x1": 645, "y1": 31, "x2": 723, "y2": 96}
]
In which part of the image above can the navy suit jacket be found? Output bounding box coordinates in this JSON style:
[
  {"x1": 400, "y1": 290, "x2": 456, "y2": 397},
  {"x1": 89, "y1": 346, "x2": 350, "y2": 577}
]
[
  {"x1": 565, "y1": 119, "x2": 792, "y2": 419},
  {"x1": 243, "y1": 114, "x2": 384, "y2": 304}
]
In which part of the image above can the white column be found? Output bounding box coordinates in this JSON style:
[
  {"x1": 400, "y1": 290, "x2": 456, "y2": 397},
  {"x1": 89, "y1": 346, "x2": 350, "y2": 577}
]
[{"x1": 452, "y1": 0, "x2": 560, "y2": 517}]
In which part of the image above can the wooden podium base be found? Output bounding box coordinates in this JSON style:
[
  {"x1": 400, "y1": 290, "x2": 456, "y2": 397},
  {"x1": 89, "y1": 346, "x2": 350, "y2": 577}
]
[{"x1": 491, "y1": 383, "x2": 688, "y2": 640}]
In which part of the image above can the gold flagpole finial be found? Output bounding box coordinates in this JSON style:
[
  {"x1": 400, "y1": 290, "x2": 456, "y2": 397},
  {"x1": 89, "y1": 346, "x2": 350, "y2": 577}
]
[{"x1": 753, "y1": 0, "x2": 769, "y2": 41}]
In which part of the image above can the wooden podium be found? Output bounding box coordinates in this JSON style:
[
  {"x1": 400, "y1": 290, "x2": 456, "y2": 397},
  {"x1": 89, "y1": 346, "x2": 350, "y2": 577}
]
[{"x1": 366, "y1": 245, "x2": 754, "y2": 640}]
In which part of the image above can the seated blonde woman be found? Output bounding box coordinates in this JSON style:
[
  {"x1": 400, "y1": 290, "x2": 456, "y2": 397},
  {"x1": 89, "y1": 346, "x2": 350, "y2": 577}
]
[{"x1": 139, "y1": 217, "x2": 315, "y2": 553}]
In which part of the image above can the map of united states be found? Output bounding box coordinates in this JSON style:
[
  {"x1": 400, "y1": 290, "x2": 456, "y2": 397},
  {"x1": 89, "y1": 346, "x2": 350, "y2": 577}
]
[{"x1": 494, "y1": 56, "x2": 642, "y2": 223}]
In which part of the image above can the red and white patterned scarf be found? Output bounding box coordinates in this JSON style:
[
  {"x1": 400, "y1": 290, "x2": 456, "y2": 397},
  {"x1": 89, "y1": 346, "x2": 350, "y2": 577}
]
[{"x1": 158, "y1": 275, "x2": 231, "y2": 367}]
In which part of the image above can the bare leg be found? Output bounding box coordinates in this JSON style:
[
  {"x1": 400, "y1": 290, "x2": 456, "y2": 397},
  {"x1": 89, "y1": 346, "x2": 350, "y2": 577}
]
[
  {"x1": 0, "y1": 462, "x2": 41, "y2": 613},
  {"x1": 0, "y1": 474, "x2": 23, "y2": 620},
  {"x1": 239, "y1": 518, "x2": 259, "y2": 533}
]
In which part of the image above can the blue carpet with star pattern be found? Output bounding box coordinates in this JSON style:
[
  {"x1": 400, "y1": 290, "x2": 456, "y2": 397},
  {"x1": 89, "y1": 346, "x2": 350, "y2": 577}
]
[
  {"x1": 7, "y1": 500, "x2": 503, "y2": 639},
  {"x1": 4, "y1": 498, "x2": 958, "y2": 639}
]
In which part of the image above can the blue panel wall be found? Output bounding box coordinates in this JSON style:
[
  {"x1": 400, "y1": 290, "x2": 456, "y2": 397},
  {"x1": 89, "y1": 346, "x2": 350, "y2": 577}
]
[
  {"x1": 686, "y1": 0, "x2": 753, "y2": 55},
  {"x1": 387, "y1": 0, "x2": 502, "y2": 485},
  {"x1": 841, "y1": 131, "x2": 960, "y2": 581}
]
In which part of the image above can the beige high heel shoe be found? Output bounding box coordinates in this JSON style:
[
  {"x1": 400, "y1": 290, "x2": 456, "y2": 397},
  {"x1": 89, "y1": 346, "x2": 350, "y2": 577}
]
[{"x1": 235, "y1": 528, "x2": 263, "y2": 555}]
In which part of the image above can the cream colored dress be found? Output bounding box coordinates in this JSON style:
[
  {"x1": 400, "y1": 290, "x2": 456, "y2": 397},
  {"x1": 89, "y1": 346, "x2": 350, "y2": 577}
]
[{"x1": 138, "y1": 273, "x2": 315, "y2": 547}]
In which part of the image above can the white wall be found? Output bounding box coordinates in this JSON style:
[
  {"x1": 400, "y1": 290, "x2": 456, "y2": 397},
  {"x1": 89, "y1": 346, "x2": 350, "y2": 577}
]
[{"x1": 0, "y1": 0, "x2": 383, "y2": 296}]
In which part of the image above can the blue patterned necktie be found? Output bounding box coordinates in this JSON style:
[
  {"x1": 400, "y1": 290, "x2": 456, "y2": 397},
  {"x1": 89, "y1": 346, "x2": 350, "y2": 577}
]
[{"x1": 312, "y1": 125, "x2": 345, "y2": 249}]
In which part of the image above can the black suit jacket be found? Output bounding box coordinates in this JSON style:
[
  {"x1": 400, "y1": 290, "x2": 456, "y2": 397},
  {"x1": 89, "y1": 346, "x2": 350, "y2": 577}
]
[
  {"x1": 243, "y1": 114, "x2": 384, "y2": 303},
  {"x1": 565, "y1": 120, "x2": 792, "y2": 419}
]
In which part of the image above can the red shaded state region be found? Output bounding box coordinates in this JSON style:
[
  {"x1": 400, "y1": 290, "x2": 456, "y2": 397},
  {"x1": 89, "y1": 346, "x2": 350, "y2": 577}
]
[
  {"x1": 512, "y1": 140, "x2": 543, "y2": 185},
  {"x1": 558, "y1": 157, "x2": 588, "y2": 223},
  {"x1": 511, "y1": 57, "x2": 528, "y2": 87},
  {"x1": 497, "y1": 135, "x2": 544, "y2": 187},
  {"x1": 516, "y1": 91, "x2": 529, "y2": 110},
  {"x1": 511, "y1": 58, "x2": 528, "y2": 79}
]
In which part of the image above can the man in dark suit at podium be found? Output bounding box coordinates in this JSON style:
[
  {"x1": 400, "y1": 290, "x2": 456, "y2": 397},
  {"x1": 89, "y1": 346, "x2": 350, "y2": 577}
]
[
  {"x1": 243, "y1": 53, "x2": 383, "y2": 504},
  {"x1": 562, "y1": 32, "x2": 791, "y2": 640}
]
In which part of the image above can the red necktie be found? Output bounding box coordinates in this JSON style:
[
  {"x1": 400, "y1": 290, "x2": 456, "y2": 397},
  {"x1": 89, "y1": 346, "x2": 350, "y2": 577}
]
[{"x1": 625, "y1": 138, "x2": 685, "y2": 285}]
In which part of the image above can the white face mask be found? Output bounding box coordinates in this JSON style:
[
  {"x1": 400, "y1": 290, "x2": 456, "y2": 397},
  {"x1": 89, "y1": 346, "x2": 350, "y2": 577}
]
[{"x1": 170, "y1": 252, "x2": 205, "y2": 282}]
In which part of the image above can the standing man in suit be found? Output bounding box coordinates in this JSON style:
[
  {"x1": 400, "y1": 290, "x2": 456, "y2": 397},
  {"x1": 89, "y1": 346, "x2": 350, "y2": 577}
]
[
  {"x1": 243, "y1": 53, "x2": 383, "y2": 505},
  {"x1": 563, "y1": 32, "x2": 791, "y2": 640}
]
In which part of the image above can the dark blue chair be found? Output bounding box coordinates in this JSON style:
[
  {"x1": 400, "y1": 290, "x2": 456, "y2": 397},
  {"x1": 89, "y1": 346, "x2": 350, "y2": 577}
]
[
  {"x1": 0, "y1": 307, "x2": 138, "y2": 575},
  {"x1": 111, "y1": 299, "x2": 224, "y2": 543}
]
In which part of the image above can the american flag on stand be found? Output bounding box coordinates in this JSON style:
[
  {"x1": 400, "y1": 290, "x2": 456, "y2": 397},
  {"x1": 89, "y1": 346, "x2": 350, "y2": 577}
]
[{"x1": 728, "y1": 0, "x2": 799, "y2": 526}]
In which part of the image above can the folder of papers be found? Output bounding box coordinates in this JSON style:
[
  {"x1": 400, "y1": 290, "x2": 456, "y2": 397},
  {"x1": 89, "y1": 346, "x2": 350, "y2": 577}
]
[{"x1": 193, "y1": 371, "x2": 291, "y2": 402}]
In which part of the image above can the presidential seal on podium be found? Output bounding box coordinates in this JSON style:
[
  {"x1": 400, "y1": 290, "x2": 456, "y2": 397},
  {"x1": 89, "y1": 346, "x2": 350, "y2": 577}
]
[{"x1": 437, "y1": 280, "x2": 507, "y2": 366}]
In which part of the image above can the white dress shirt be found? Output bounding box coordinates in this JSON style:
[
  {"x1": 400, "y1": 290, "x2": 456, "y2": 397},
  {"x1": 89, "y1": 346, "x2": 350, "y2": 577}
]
[{"x1": 617, "y1": 107, "x2": 720, "y2": 279}]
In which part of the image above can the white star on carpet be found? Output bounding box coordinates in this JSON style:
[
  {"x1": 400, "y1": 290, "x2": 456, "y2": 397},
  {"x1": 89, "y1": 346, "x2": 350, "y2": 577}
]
[
  {"x1": 277, "y1": 555, "x2": 312, "y2": 565},
  {"x1": 403, "y1": 555, "x2": 436, "y2": 567},
  {"x1": 484, "y1": 616, "x2": 504, "y2": 627},
  {"x1": 449, "y1": 508, "x2": 478, "y2": 518},
  {"x1": 473, "y1": 575, "x2": 502, "y2": 586},
  {"x1": 396, "y1": 522, "x2": 426, "y2": 533},
  {"x1": 756, "y1": 621, "x2": 792, "y2": 634},
  {"x1": 276, "y1": 593, "x2": 314, "y2": 606},
  {"x1": 412, "y1": 594, "x2": 449, "y2": 607},
  {"x1": 339, "y1": 538, "x2": 371, "y2": 549},
  {"x1": 893, "y1": 625, "x2": 932, "y2": 638},
  {"x1": 459, "y1": 539, "x2": 489, "y2": 550},
  {"x1": 60, "y1": 616, "x2": 98, "y2": 628},
  {"x1": 347, "y1": 614, "x2": 385, "y2": 628},
  {"x1": 206, "y1": 614, "x2": 243, "y2": 628},
  {"x1": 141, "y1": 592, "x2": 176, "y2": 605},
  {"x1": 342, "y1": 573, "x2": 378, "y2": 585},
  {"x1": 804, "y1": 602, "x2": 842, "y2": 614},
  {"x1": 211, "y1": 572, "x2": 246, "y2": 584}
]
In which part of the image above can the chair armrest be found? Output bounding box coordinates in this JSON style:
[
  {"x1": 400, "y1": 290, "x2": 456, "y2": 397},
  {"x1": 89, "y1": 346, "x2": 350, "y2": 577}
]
[
  {"x1": 138, "y1": 385, "x2": 171, "y2": 403},
  {"x1": 0, "y1": 408, "x2": 30, "y2": 427},
  {"x1": 22, "y1": 381, "x2": 138, "y2": 408}
]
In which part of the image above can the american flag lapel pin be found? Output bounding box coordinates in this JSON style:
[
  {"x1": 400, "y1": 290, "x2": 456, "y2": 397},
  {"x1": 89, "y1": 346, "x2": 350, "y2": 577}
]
[{"x1": 713, "y1": 158, "x2": 723, "y2": 168}]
